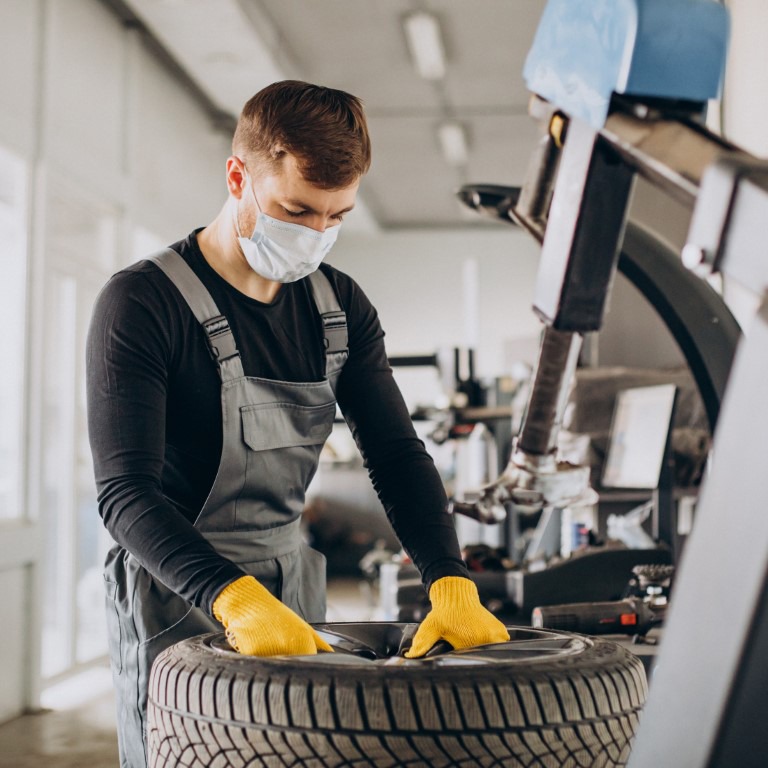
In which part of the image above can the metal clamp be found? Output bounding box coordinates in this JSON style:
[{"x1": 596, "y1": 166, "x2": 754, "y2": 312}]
[{"x1": 450, "y1": 439, "x2": 597, "y2": 524}]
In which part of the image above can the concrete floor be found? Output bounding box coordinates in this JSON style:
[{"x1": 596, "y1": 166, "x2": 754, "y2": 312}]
[
  {"x1": 0, "y1": 577, "x2": 372, "y2": 768},
  {"x1": 0, "y1": 687, "x2": 118, "y2": 768}
]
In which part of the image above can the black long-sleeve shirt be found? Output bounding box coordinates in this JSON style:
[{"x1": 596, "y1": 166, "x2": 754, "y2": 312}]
[{"x1": 86, "y1": 231, "x2": 467, "y2": 614}]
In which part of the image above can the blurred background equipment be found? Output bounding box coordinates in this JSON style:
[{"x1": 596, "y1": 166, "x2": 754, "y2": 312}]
[{"x1": 532, "y1": 564, "x2": 674, "y2": 638}]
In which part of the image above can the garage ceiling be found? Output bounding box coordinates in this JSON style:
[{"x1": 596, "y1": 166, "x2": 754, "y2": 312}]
[{"x1": 116, "y1": 0, "x2": 548, "y2": 230}]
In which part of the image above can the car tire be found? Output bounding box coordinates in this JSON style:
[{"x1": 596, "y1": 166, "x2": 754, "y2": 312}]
[{"x1": 147, "y1": 622, "x2": 646, "y2": 768}]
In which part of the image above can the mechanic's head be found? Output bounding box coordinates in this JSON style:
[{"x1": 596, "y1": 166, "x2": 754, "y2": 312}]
[{"x1": 232, "y1": 80, "x2": 372, "y2": 190}]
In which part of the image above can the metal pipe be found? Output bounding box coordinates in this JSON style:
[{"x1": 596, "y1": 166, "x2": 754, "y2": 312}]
[
  {"x1": 516, "y1": 130, "x2": 561, "y2": 227},
  {"x1": 517, "y1": 328, "x2": 582, "y2": 457},
  {"x1": 511, "y1": 103, "x2": 564, "y2": 243}
]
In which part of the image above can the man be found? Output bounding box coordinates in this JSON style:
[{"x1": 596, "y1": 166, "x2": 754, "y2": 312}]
[{"x1": 87, "y1": 80, "x2": 509, "y2": 768}]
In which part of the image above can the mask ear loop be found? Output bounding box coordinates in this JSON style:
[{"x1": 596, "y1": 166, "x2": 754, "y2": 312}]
[
  {"x1": 233, "y1": 195, "x2": 247, "y2": 242},
  {"x1": 234, "y1": 160, "x2": 261, "y2": 241}
]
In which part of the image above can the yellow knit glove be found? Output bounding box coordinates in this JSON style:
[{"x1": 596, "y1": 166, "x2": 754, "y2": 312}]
[
  {"x1": 405, "y1": 576, "x2": 510, "y2": 658},
  {"x1": 212, "y1": 575, "x2": 333, "y2": 656}
]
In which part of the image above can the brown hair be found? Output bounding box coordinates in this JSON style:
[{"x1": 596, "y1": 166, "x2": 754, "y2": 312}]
[{"x1": 232, "y1": 80, "x2": 371, "y2": 189}]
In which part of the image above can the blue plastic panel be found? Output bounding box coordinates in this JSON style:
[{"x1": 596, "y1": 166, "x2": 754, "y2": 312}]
[{"x1": 523, "y1": 0, "x2": 729, "y2": 128}]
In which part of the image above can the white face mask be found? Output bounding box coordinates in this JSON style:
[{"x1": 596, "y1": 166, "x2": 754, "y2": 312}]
[{"x1": 236, "y1": 176, "x2": 341, "y2": 283}]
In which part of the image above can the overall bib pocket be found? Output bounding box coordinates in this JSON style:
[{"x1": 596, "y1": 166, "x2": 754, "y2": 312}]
[{"x1": 241, "y1": 401, "x2": 335, "y2": 451}]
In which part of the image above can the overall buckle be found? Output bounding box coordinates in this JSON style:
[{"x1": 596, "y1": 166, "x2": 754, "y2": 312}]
[
  {"x1": 203, "y1": 315, "x2": 240, "y2": 362},
  {"x1": 322, "y1": 310, "x2": 348, "y2": 354}
]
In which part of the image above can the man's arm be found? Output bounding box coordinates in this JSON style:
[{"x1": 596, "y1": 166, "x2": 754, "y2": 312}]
[
  {"x1": 86, "y1": 268, "x2": 244, "y2": 614},
  {"x1": 331, "y1": 274, "x2": 469, "y2": 589},
  {"x1": 331, "y1": 269, "x2": 509, "y2": 655}
]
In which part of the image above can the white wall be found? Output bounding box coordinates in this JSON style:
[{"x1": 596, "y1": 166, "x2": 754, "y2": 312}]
[
  {"x1": 723, "y1": 0, "x2": 768, "y2": 159},
  {"x1": 128, "y1": 36, "x2": 232, "y2": 240},
  {"x1": 0, "y1": 0, "x2": 232, "y2": 719},
  {"x1": 330, "y1": 227, "x2": 543, "y2": 379},
  {"x1": 0, "y1": 0, "x2": 230, "y2": 240},
  {"x1": 717, "y1": 0, "x2": 767, "y2": 331}
]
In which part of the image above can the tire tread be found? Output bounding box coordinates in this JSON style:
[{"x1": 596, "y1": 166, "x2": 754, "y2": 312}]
[{"x1": 147, "y1": 631, "x2": 647, "y2": 767}]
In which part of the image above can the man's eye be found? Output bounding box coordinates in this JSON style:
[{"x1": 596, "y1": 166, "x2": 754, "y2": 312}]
[
  {"x1": 331, "y1": 214, "x2": 345, "y2": 222},
  {"x1": 284, "y1": 209, "x2": 307, "y2": 217}
]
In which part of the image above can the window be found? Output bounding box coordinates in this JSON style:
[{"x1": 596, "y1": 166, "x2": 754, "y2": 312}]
[
  {"x1": 0, "y1": 147, "x2": 28, "y2": 520},
  {"x1": 39, "y1": 178, "x2": 116, "y2": 677}
]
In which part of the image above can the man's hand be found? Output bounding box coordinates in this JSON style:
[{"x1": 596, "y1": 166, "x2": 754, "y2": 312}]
[
  {"x1": 405, "y1": 576, "x2": 510, "y2": 658},
  {"x1": 213, "y1": 575, "x2": 333, "y2": 656}
]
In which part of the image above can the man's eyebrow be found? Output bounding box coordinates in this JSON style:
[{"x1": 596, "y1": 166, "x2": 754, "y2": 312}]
[{"x1": 284, "y1": 198, "x2": 356, "y2": 215}]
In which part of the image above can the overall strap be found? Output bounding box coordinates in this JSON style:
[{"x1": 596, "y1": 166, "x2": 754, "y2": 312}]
[
  {"x1": 149, "y1": 248, "x2": 245, "y2": 381},
  {"x1": 307, "y1": 269, "x2": 349, "y2": 379}
]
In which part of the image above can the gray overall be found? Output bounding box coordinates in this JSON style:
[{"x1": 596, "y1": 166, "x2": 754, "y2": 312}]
[{"x1": 103, "y1": 248, "x2": 348, "y2": 768}]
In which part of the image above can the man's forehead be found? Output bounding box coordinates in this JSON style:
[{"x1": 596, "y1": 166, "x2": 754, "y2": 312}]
[{"x1": 275, "y1": 165, "x2": 359, "y2": 204}]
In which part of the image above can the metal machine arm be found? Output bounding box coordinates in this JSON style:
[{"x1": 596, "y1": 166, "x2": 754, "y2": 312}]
[{"x1": 452, "y1": 94, "x2": 745, "y2": 526}]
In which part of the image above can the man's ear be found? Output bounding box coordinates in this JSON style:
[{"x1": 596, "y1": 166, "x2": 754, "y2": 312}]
[{"x1": 226, "y1": 156, "x2": 247, "y2": 198}]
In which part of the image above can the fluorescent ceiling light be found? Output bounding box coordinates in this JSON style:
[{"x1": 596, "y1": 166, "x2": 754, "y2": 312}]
[
  {"x1": 437, "y1": 121, "x2": 468, "y2": 167},
  {"x1": 403, "y1": 12, "x2": 446, "y2": 80}
]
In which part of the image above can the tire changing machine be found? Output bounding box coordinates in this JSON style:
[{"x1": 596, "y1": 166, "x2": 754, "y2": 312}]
[{"x1": 449, "y1": 1, "x2": 768, "y2": 765}]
